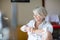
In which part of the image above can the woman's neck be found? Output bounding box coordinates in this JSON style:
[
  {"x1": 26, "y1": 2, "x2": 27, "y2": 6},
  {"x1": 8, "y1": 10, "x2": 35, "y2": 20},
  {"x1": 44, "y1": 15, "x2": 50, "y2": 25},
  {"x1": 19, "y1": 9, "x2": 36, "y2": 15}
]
[
  {"x1": 35, "y1": 21, "x2": 42, "y2": 28},
  {"x1": 35, "y1": 20, "x2": 44, "y2": 29}
]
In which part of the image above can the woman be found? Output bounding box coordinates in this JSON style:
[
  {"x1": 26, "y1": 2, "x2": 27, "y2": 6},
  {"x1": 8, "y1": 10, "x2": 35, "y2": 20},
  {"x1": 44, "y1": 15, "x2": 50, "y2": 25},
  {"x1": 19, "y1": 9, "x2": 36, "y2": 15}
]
[{"x1": 20, "y1": 7, "x2": 53, "y2": 40}]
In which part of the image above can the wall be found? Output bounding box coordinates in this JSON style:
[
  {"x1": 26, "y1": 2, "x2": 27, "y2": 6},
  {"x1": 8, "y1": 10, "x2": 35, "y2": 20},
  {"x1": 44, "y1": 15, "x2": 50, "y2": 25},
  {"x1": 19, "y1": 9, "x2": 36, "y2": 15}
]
[
  {"x1": 0, "y1": 0, "x2": 2, "y2": 10},
  {"x1": 45, "y1": 0, "x2": 60, "y2": 15},
  {"x1": 0, "y1": 0, "x2": 43, "y2": 26},
  {"x1": 0, "y1": 1, "x2": 1, "y2": 10},
  {"x1": 0, "y1": 0, "x2": 42, "y2": 25},
  {"x1": 17, "y1": 0, "x2": 42, "y2": 25},
  {"x1": 0, "y1": 0, "x2": 11, "y2": 21},
  {"x1": 1, "y1": 0, "x2": 60, "y2": 25}
]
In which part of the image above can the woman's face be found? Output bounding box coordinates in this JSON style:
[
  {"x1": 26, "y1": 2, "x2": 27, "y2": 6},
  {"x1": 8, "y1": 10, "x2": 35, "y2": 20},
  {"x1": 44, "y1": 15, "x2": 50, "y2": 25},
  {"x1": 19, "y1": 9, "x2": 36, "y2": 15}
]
[{"x1": 33, "y1": 13, "x2": 45, "y2": 22}]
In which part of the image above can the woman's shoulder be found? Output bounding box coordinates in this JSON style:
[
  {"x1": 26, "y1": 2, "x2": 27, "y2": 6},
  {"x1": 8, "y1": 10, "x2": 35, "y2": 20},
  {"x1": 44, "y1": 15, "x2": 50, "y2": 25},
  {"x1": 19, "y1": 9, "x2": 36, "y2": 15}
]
[
  {"x1": 44, "y1": 21, "x2": 51, "y2": 24},
  {"x1": 43, "y1": 21, "x2": 53, "y2": 27},
  {"x1": 26, "y1": 19, "x2": 35, "y2": 27},
  {"x1": 43, "y1": 21, "x2": 53, "y2": 33},
  {"x1": 46, "y1": 21, "x2": 52, "y2": 25}
]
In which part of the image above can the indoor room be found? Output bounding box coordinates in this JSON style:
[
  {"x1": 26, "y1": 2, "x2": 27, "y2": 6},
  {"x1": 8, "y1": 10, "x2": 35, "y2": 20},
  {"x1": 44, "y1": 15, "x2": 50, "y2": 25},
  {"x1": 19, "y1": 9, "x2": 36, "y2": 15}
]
[{"x1": 0, "y1": 0, "x2": 60, "y2": 40}]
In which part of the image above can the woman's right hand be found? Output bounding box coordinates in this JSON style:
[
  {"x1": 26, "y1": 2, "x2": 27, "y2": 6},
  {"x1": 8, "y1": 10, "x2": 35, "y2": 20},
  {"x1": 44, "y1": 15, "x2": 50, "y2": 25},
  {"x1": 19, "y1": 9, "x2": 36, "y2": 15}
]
[
  {"x1": 26, "y1": 27, "x2": 33, "y2": 32},
  {"x1": 25, "y1": 25, "x2": 35, "y2": 33}
]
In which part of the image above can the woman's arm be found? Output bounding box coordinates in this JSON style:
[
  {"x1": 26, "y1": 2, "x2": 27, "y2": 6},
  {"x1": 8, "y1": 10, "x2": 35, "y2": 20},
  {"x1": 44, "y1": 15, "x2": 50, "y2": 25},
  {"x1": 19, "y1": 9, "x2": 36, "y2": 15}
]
[
  {"x1": 32, "y1": 29, "x2": 53, "y2": 40},
  {"x1": 42, "y1": 31, "x2": 53, "y2": 40},
  {"x1": 20, "y1": 20, "x2": 34, "y2": 32},
  {"x1": 20, "y1": 25, "x2": 33, "y2": 32},
  {"x1": 46, "y1": 31, "x2": 53, "y2": 40}
]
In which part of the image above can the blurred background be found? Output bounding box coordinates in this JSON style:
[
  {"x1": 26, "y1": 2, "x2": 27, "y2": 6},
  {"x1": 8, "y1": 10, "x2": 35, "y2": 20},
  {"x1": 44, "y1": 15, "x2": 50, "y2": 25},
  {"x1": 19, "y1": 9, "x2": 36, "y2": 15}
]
[{"x1": 0, "y1": 0, "x2": 60, "y2": 40}]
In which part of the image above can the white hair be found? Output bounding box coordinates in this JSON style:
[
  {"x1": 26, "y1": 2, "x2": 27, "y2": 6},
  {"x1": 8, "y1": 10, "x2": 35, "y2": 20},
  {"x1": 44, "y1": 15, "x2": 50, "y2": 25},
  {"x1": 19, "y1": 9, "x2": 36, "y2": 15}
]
[{"x1": 33, "y1": 7, "x2": 47, "y2": 16}]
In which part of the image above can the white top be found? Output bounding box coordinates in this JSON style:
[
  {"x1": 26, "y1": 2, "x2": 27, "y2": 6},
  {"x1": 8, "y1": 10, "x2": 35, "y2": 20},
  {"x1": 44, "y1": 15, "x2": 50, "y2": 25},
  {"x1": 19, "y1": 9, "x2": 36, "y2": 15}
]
[{"x1": 20, "y1": 19, "x2": 53, "y2": 40}]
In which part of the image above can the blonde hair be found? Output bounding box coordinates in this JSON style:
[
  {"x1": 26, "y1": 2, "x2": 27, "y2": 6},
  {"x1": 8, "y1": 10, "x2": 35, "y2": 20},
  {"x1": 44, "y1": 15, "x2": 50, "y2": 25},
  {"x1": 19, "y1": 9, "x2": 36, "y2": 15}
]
[{"x1": 33, "y1": 7, "x2": 47, "y2": 16}]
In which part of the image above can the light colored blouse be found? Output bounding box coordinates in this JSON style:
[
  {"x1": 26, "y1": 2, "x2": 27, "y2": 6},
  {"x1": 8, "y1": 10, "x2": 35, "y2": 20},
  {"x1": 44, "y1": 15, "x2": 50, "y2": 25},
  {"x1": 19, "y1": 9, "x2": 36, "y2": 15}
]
[{"x1": 20, "y1": 19, "x2": 53, "y2": 40}]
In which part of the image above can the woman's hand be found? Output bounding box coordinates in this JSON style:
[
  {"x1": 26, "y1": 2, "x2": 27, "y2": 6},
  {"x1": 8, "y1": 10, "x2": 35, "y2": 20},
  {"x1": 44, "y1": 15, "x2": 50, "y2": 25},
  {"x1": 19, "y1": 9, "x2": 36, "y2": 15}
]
[
  {"x1": 26, "y1": 27, "x2": 36, "y2": 33},
  {"x1": 26, "y1": 27, "x2": 33, "y2": 32},
  {"x1": 33, "y1": 29, "x2": 44, "y2": 34}
]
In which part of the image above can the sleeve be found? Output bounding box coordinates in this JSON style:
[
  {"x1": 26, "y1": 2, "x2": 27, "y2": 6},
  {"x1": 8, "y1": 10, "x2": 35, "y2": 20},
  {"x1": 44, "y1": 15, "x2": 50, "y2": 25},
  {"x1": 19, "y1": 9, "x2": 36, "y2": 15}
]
[
  {"x1": 20, "y1": 20, "x2": 34, "y2": 32},
  {"x1": 46, "y1": 22, "x2": 53, "y2": 33},
  {"x1": 20, "y1": 25, "x2": 27, "y2": 32},
  {"x1": 26, "y1": 20, "x2": 34, "y2": 27}
]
